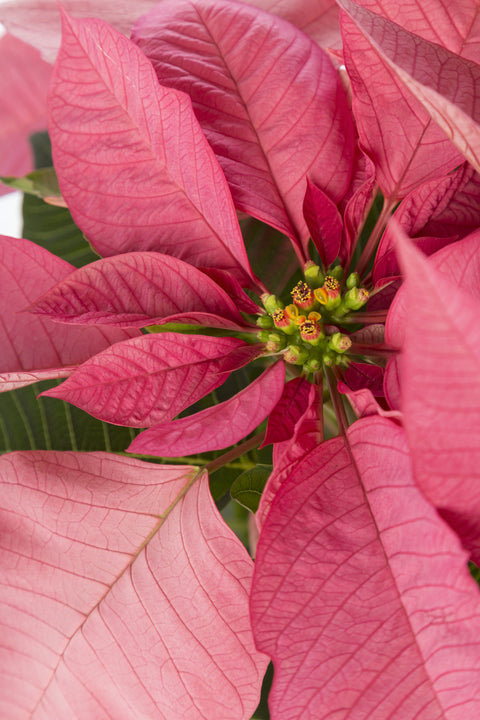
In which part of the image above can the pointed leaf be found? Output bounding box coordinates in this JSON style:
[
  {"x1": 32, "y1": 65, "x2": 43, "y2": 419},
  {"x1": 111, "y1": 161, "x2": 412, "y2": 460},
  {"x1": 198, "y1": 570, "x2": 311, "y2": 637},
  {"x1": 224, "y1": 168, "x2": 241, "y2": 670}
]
[
  {"x1": 0, "y1": 451, "x2": 266, "y2": 719},
  {"x1": 128, "y1": 362, "x2": 284, "y2": 456},
  {"x1": 338, "y1": 380, "x2": 402, "y2": 420},
  {"x1": 303, "y1": 178, "x2": 343, "y2": 267},
  {"x1": 373, "y1": 167, "x2": 468, "y2": 281},
  {"x1": 0, "y1": 0, "x2": 339, "y2": 61},
  {"x1": 344, "y1": 362, "x2": 384, "y2": 396},
  {"x1": 28, "y1": 252, "x2": 249, "y2": 330},
  {"x1": 230, "y1": 465, "x2": 271, "y2": 514},
  {"x1": 392, "y1": 226, "x2": 480, "y2": 562},
  {"x1": 262, "y1": 376, "x2": 312, "y2": 447},
  {"x1": 0, "y1": 236, "x2": 136, "y2": 391},
  {"x1": 340, "y1": 0, "x2": 480, "y2": 178},
  {"x1": 0, "y1": 34, "x2": 51, "y2": 193},
  {"x1": 247, "y1": 0, "x2": 340, "y2": 48},
  {"x1": 340, "y1": 2, "x2": 462, "y2": 197},
  {"x1": 41, "y1": 334, "x2": 246, "y2": 427},
  {"x1": 354, "y1": 0, "x2": 480, "y2": 61},
  {"x1": 251, "y1": 416, "x2": 480, "y2": 718},
  {"x1": 132, "y1": 0, "x2": 356, "y2": 249},
  {"x1": 49, "y1": 12, "x2": 253, "y2": 282},
  {"x1": 420, "y1": 163, "x2": 480, "y2": 241},
  {"x1": 257, "y1": 382, "x2": 323, "y2": 529}
]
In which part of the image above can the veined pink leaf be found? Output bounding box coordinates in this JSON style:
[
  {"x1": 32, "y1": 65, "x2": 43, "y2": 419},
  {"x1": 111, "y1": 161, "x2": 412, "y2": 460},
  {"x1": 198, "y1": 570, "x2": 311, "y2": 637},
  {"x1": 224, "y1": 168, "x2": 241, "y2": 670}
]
[
  {"x1": 420, "y1": 163, "x2": 480, "y2": 240},
  {"x1": 0, "y1": 0, "x2": 339, "y2": 62},
  {"x1": 48, "y1": 12, "x2": 254, "y2": 283},
  {"x1": 354, "y1": 0, "x2": 480, "y2": 60},
  {"x1": 28, "y1": 252, "x2": 249, "y2": 330},
  {"x1": 251, "y1": 416, "x2": 480, "y2": 718},
  {"x1": 0, "y1": 1, "x2": 162, "y2": 61},
  {"x1": 340, "y1": 2, "x2": 463, "y2": 198},
  {"x1": 41, "y1": 334, "x2": 246, "y2": 427},
  {"x1": 262, "y1": 376, "x2": 312, "y2": 447},
  {"x1": 199, "y1": 268, "x2": 261, "y2": 314},
  {"x1": 0, "y1": 34, "x2": 51, "y2": 193},
  {"x1": 373, "y1": 167, "x2": 468, "y2": 282},
  {"x1": 247, "y1": 0, "x2": 340, "y2": 48},
  {"x1": 390, "y1": 225, "x2": 480, "y2": 562},
  {"x1": 132, "y1": 0, "x2": 356, "y2": 251},
  {"x1": 343, "y1": 361, "x2": 384, "y2": 396},
  {"x1": 303, "y1": 179, "x2": 343, "y2": 267},
  {"x1": 0, "y1": 451, "x2": 266, "y2": 719},
  {"x1": 343, "y1": 161, "x2": 376, "y2": 261},
  {"x1": 0, "y1": 236, "x2": 136, "y2": 392},
  {"x1": 128, "y1": 362, "x2": 285, "y2": 456},
  {"x1": 256, "y1": 382, "x2": 323, "y2": 530},
  {"x1": 339, "y1": 0, "x2": 480, "y2": 177},
  {"x1": 338, "y1": 380, "x2": 402, "y2": 420}
]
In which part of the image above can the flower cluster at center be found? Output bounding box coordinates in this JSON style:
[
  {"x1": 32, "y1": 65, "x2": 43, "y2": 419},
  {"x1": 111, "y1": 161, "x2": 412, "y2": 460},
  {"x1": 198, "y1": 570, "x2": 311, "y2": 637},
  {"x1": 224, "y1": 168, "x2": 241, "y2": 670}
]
[{"x1": 256, "y1": 263, "x2": 370, "y2": 374}]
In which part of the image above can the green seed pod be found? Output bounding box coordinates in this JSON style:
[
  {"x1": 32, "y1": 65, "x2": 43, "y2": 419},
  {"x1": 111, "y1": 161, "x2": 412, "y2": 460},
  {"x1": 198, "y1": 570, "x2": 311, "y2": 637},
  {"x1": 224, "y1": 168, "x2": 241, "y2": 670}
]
[
  {"x1": 256, "y1": 330, "x2": 270, "y2": 343},
  {"x1": 346, "y1": 272, "x2": 360, "y2": 289},
  {"x1": 256, "y1": 314, "x2": 274, "y2": 329},
  {"x1": 268, "y1": 332, "x2": 286, "y2": 349},
  {"x1": 328, "y1": 332, "x2": 352, "y2": 353},
  {"x1": 304, "y1": 261, "x2": 325, "y2": 288},
  {"x1": 283, "y1": 345, "x2": 309, "y2": 365},
  {"x1": 303, "y1": 357, "x2": 322, "y2": 372},
  {"x1": 329, "y1": 265, "x2": 344, "y2": 281},
  {"x1": 260, "y1": 293, "x2": 284, "y2": 313},
  {"x1": 343, "y1": 287, "x2": 369, "y2": 311}
]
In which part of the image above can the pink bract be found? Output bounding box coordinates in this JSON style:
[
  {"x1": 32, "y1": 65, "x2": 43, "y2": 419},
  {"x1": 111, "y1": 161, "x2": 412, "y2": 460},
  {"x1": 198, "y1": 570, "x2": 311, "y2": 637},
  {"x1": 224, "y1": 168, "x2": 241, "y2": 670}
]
[{"x1": 2, "y1": 0, "x2": 480, "y2": 718}]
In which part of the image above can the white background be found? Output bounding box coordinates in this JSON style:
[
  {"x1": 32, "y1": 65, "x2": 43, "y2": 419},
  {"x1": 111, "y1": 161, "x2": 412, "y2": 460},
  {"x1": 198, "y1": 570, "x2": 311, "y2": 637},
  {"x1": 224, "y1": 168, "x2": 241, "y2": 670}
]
[{"x1": 0, "y1": 6, "x2": 26, "y2": 238}]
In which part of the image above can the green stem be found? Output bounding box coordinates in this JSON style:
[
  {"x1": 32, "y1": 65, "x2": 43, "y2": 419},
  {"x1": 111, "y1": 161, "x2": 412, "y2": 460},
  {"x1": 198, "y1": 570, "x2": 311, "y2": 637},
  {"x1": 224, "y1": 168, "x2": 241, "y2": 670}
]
[
  {"x1": 203, "y1": 432, "x2": 266, "y2": 475},
  {"x1": 355, "y1": 197, "x2": 395, "y2": 279},
  {"x1": 324, "y1": 365, "x2": 349, "y2": 437},
  {"x1": 340, "y1": 310, "x2": 389, "y2": 324}
]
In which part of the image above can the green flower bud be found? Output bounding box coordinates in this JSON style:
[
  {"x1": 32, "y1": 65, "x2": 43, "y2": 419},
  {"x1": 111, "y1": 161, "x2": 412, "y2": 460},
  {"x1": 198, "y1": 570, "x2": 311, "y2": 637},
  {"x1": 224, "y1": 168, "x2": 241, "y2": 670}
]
[
  {"x1": 328, "y1": 332, "x2": 352, "y2": 353},
  {"x1": 256, "y1": 330, "x2": 270, "y2": 343},
  {"x1": 346, "y1": 272, "x2": 360, "y2": 289},
  {"x1": 256, "y1": 314, "x2": 274, "y2": 329},
  {"x1": 283, "y1": 345, "x2": 309, "y2": 365},
  {"x1": 261, "y1": 293, "x2": 284, "y2": 314},
  {"x1": 303, "y1": 356, "x2": 322, "y2": 372},
  {"x1": 304, "y1": 261, "x2": 325, "y2": 288},
  {"x1": 268, "y1": 332, "x2": 286, "y2": 349},
  {"x1": 322, "y1": 351, "x2": 336, "y2": 367},
  {"x1": 343, "y1": 287, "x2": 369, "y2": 311},
  {"x1": 329, "y1": 265, "x2": 344, "y2": 281}
]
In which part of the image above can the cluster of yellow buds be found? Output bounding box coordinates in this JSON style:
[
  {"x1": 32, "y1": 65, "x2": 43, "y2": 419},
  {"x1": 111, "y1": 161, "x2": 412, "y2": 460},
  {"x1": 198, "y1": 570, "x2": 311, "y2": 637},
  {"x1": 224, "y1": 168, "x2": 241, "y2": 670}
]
[{"x1": 256, "y1": 262, "x2": 370, "y2": 373}]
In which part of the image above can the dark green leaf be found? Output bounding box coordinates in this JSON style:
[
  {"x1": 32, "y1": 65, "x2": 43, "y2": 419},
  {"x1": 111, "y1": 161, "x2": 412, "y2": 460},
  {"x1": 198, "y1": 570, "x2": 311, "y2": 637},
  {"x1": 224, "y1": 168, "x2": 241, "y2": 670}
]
[
  {"x1": 241, "y1": 217, "x2": 298, "y2": 296},
  {"x1": 22, "y1": 193, "x2": 99, "y2": 268},
  {"x1": 0, "y1": 380, "x2": 139, "y2": 454},
  {"x1": 230, "y1": 464, "x2": 271, "y2": 512},
  {"x1": 30, "y1": 131, "x2": 53, "y2": 168}
]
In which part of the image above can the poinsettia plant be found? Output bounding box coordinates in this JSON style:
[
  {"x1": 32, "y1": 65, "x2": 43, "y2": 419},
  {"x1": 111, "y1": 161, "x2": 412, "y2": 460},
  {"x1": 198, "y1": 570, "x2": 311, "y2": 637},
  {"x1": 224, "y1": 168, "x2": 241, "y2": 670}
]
[{"x1": 2, "y1": 0, "x2": 480, "y2": 718}]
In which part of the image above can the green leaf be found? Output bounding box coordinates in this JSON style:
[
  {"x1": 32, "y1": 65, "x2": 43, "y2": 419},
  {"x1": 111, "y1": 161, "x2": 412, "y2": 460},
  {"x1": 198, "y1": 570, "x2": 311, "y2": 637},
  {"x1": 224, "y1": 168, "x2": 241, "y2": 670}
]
[
  {"x1": 0, "y1": 380, "x2": 139, "y2": 454},
  {"x1": 469, "y1": 561, "x2": 480, "y2": 588},
  {"x1": 30, "y1": 131, "x2": 53, "y2": 169},
  {"x1": 1, "y1": 167, "x2": 60, "y2": 198},
  {"x1": 231, "y1": 464, "x2": 272, "y2": 512},
  {"x1": 241, "y1": 217, "x2": 298, "y2": 296},
  {"x1": 22, "y1": 193, "x2": 99, "y2": 268}
]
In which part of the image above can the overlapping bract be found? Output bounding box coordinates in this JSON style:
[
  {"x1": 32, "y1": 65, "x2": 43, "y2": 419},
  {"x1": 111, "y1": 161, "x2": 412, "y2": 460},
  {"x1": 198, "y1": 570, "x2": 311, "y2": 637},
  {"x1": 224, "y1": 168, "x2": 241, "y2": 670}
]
[
  {"x1": 0, "y1": 452, "x2": 267, "y2": 719},
  {"x1": 2, "y1": 0, "x2": 480, "y2": 719}
]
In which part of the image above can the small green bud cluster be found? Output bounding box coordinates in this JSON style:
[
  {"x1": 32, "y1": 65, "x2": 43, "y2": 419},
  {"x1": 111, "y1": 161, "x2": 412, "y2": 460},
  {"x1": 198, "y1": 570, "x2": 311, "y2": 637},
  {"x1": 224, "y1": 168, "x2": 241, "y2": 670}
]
[{"x1": 256, "y1": 264, "x2": 370, "y2": 374}]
